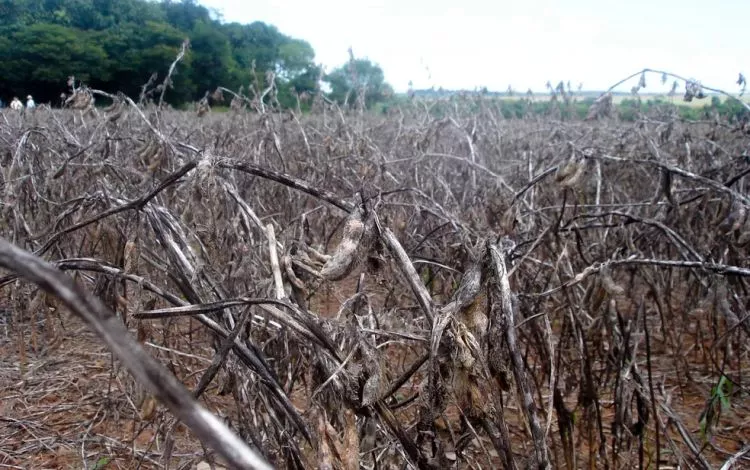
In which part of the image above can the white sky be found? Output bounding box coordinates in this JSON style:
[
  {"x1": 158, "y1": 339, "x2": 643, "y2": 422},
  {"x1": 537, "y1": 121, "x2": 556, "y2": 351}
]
[{"x1": 199, "y1": 0, "x2": 748, "y2": 93}]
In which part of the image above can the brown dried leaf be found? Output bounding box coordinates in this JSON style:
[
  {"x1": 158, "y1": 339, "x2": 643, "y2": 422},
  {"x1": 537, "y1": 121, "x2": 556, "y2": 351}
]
[
  {"x1": 600, "y1": 266, "x2": 625, "y2": 296},
  {"x1": 316, "y1": 413, "x2": 335, "y2": 470},
  {"x1": 559, "y1": 161, "x2": 586, "y2": 189},
  {"x1": 320, "y1": 206, "x2": 370, "y2": 281},
  {"x1": 140, "y1": 395, "x2": 157, "y2": 420},
  {"x1": 341, "y1": 409, "x2": 359, "y2": 470},
  {"x1": 361, "y1": 373, "x2": 381, "y2": 407}
]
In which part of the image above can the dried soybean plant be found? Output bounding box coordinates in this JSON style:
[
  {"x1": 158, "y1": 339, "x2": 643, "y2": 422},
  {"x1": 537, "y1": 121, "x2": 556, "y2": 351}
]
[{"x1": 0, "y1": 67, "x2": 748, "y2": 470}]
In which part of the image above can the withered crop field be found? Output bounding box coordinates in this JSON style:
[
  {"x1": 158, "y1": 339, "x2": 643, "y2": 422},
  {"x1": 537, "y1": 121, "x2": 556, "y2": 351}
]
[{"x1": 0, "y1": 95, "x2": 748, "y2": 470}]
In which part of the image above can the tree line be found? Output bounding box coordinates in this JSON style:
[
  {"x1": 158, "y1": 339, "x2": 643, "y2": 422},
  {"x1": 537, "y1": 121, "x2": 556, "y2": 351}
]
[
  {"x1": 0, "y1": 0, "x2": 392, "y2": 108},
  {"x1": 1, "y1": 0, "x2": 743, "y2": 121}
]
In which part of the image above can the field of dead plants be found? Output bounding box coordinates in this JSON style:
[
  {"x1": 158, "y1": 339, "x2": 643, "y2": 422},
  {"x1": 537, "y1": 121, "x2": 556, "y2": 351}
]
[{"x1": 0, "y1": 87, "x2": 749, "y2": 470}]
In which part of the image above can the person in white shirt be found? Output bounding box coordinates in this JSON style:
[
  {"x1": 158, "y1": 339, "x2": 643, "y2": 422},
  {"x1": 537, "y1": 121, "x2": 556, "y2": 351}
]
[
  {"x1": 10, "y1": 97, "x2": 23, "y2": 110},
  {"x1": 26, "y1": 95, "x2": 35, "y2": 109}
]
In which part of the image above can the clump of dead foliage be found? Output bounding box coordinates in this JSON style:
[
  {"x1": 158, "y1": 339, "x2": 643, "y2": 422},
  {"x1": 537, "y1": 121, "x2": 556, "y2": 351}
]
[{"x1": 0, "y1": 69, "x2": 749, "y2": 470}]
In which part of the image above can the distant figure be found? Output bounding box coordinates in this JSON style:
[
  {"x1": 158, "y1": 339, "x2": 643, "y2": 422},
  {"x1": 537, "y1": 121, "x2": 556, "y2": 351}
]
[
  {"x1": 10, "y1": 97, "x2": 23, "y2": 110},
  {"x1": 26, "y1": 95, "x2": 35, "y2": 109}
]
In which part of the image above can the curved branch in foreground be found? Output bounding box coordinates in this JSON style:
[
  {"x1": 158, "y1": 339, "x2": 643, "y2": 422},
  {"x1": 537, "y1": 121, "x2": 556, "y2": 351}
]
[{"x1": 0, "y1": 237, "x2": 272, "y2": 470}]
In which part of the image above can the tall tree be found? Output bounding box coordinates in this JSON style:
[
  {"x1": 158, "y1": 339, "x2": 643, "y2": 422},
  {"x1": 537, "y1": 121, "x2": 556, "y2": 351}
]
[
  {"x1": 98, "y1": 20, "x2": 191, "y2": 101},
  {"x1": 0, "y1": 23, "x2": 110, "y2": 102},
  {"x1": 188, "y1": 19, "x2": 238, "y2": 96},
  {"x1": 324, "y1": 58, "x2": 393, "y2": 108},
  {"x1": 161, "y1": 0, "x2": 210, "y2": 31},
  {"x1": 0, "y1": 0, "x2": 347, "y2": 108}
]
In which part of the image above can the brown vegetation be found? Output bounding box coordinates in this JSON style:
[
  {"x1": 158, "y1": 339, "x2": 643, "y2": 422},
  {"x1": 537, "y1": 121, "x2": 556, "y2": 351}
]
[{"x1": 0, "y1": 88, "x2": 749, "y2": 469}]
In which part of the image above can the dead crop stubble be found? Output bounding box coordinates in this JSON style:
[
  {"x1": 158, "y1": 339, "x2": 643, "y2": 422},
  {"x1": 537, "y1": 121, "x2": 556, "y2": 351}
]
[{"x1": 0, "y1": 80, "x2": 749, "y2": 470}]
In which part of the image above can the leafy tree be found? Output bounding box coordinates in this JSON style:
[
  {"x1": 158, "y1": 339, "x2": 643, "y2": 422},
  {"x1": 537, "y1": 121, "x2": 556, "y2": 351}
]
[
  {"x1": 189, "y1": 19, "x2": 238, "y2": 96},
  {"x1": 277, "y1": 39, "x2": 315, "y2": 78},
  {"x1": 275, "y1": 39, "x2": 319, "y2": 107},
  {"x1": 0, "y1": 0, "x2": 22, "y2": 26},
  {"x1": 0, "y1": 23, "x2": 109, "y2": 102},
  {"x1": 98, "y1": 20, "x2": 191, "y2": 101},
  {"x1": 324, "y1": 58, "x2": 393, "y2": 108},
  {"x1": 224, "y1": 21, "x2": 281, "y2": 73},
  {"x1": 0, "y1": 0, "x2": 329, "y2": 107},
  {"x1": 161, "y1": 0, "x2": 210, "y2": 31}
]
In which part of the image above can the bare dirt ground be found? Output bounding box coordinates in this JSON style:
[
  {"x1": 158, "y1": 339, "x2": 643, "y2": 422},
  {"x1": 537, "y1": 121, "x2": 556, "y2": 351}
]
[
  {"x1": 0, "y1": 307, "x2": 238, "y2": 470},
  {"x1": 2, "y1": 285, "x2": 748, "y2": 469}
]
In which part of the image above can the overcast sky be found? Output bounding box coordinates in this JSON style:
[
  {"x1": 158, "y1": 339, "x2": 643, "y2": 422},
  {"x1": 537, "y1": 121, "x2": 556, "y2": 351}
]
[{"x1": 199, "y1": 0, "x2": 747, "y2": 93}]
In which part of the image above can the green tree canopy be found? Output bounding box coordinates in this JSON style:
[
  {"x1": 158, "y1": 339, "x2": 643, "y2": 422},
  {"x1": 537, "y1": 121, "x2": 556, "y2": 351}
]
[
  {"x1": 0, "y1": 23, "x2": 110, "y2": 100},
  {"x1": 0, "y1": 0, "x2": 334, "y2": 107},
  {"x1": 324, "y1": 58, "x2": 393, "y2": 108},
  {"x1": 97, "y1": 20, "x2": 191, "y2": 100}
]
